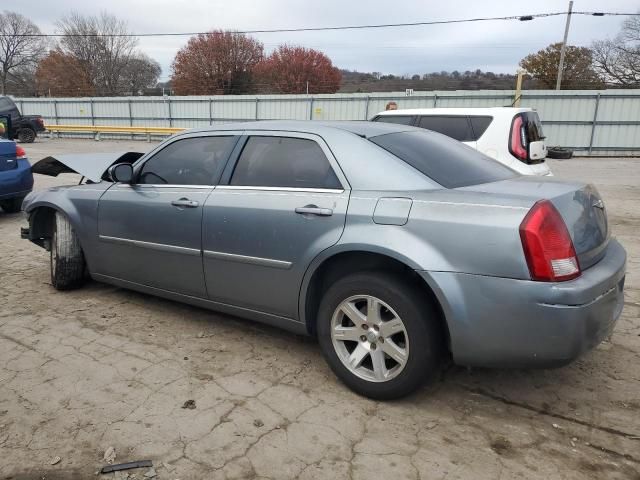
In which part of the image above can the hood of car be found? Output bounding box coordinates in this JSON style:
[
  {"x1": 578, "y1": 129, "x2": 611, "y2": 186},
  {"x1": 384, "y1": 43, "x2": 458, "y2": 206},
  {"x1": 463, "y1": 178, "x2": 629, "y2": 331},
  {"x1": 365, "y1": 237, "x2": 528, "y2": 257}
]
[{"x1": 31, "y1": 151, "x2": 144, "y2": 183}]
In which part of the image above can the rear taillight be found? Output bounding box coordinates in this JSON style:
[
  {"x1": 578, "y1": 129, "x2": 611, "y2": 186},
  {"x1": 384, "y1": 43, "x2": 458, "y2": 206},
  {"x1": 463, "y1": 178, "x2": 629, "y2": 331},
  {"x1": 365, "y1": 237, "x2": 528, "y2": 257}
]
[
  {"x1": 510, "y1": 114, "x2": 528, "y2": 161},
  {"x1": 519, "y1": 200, "x2": 580, "y2": 282},
  {"x1": 37, "y1": 118, "x2": 44, "y2": 126},
  {"x1": 15, "y1": 145, "x2": 26, "y2": 159}
]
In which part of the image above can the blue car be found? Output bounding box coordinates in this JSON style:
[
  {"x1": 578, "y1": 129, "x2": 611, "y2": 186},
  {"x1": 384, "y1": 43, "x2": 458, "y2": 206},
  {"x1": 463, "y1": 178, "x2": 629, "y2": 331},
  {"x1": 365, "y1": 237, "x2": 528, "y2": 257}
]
[{"x1": 0, "y1": 139, "x2": 33, "y2": 213}]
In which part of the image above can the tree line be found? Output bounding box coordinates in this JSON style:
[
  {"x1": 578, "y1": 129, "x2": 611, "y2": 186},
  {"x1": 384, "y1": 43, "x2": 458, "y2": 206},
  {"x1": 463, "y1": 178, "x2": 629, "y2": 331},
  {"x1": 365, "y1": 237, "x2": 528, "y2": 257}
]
[{"x1": 0, "y1": 10, "x2": 638, "y2": 97}]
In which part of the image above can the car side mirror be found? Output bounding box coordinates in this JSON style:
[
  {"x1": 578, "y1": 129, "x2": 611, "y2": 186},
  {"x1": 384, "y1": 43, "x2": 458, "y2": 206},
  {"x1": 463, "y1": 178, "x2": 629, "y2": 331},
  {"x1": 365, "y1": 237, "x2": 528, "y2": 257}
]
[{"x1": 108, "y1": 163, "x2": 134, "y2": 183}]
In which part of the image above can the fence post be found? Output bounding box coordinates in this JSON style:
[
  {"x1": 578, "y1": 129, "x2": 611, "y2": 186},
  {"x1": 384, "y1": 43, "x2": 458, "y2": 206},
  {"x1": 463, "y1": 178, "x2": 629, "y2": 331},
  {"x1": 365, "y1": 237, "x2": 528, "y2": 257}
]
[
  {"x1": 167, "y1": 97, "x2": 173, "y2": 127},
  {"x1": 433, "y1": 93, "x2": 438, "y2": 108},
  {"x1": 209, "y1": 98, "x2": 213, "y2": 125},
  {"x1": 128, "y1": 99, "x2": 134, "y2": 140},
  {"x1": 255, "y1": 98, "x2": 259, "y2": 120},
  {"x1": 128, "y1": 99, "x2": 133, "y2": 126},
  {"x1": 89, "y1": 99, "x2": 95, "y2": 126},
  {"x1": 309, "y1": 97, "x2": 314, "y2": 120},
  {"x1": 364, "y1": 96, "x2": 370, "y2": 120},
  {"x1": 588, "y1": 93, "x2": 601, "y2": 155},
  {"x1": 53, "y1": 100, "x2": 60, "y2": 138}
]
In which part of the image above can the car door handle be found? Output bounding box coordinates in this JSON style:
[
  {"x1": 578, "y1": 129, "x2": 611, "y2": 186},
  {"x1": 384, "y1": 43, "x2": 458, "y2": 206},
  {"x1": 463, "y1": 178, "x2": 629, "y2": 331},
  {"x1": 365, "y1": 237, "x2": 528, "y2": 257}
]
[
  {"x1": 171, "y1": 198, "x2": 199, "y2": 208},
  {"x1": 295, "y1": 205, "x2": 333, "y2": 216}
]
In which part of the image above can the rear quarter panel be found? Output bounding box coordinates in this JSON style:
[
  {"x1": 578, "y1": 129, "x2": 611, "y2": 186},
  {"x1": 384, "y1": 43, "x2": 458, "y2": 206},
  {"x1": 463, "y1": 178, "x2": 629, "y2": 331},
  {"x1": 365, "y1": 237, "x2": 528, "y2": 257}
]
[
  {"x1": 337, "y1": 189, "x2": 533, "y2": 278},
  {"x1": 301, "y1": 187, "x2": 532, "y2": 291},
  {"x1": 0, "y1": 159, "x2": 33, "y2": 199},
  {"x1": 299, "y1": 187, "x2": 535, "y2": 329}
]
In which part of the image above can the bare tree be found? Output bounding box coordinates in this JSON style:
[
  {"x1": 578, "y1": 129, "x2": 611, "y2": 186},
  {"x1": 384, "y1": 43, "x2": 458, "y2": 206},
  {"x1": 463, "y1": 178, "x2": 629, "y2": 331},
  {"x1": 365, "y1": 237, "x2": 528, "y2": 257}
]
[
  {"x1": 57, "y1": 12, "x2": 140, "y2": 95},
  {"x1": 0, "y1": 11, "x2": 47, "y2": 95},
  {"x1": 120, "y1": 53, "x2": 161, "y2": 95},
  {"x1": 592, "y1": 15, "x2": 640, "y2": 86}
]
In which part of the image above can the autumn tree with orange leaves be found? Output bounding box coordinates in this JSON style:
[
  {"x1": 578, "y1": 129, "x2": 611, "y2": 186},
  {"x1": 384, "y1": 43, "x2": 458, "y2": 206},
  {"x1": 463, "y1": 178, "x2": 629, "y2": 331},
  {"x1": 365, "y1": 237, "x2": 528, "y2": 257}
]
[
  {"x1": 171, "y1": 31, "x2": 263, "y2": 95},
  {"x1": 255, "y1": 46, "x2": 342, "y2": 94},
  {"x1": 36, "y1": 49, "x2": 94, "y2": 96}
]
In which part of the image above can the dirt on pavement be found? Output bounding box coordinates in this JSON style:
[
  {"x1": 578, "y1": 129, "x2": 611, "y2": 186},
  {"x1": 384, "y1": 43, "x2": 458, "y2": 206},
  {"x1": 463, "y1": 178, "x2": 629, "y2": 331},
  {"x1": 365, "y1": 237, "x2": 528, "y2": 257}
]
[{"x1": 1, "y1": 138, "x2": 639, "y2": 480}]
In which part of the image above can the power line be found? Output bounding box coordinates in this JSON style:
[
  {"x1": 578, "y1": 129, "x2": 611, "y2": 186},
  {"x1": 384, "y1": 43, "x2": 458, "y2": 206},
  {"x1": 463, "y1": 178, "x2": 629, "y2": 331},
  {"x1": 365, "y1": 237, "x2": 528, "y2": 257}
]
[{"x1": 3, "y1": 11, "x2": 640, "y2": 37}]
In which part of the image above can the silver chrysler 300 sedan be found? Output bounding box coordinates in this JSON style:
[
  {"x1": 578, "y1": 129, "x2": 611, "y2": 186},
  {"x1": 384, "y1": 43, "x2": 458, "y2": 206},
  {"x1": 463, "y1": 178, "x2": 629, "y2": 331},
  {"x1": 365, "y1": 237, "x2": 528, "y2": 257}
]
[{"x1": 21, "y1": 121, "x2": 626, "y2": 399}]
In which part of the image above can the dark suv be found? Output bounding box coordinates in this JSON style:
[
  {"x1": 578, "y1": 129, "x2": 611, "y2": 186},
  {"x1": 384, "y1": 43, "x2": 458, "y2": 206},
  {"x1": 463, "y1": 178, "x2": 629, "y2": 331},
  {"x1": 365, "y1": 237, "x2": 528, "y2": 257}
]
[{"x1": 0, "y1": 96, "x2": 45, "y2": 143}]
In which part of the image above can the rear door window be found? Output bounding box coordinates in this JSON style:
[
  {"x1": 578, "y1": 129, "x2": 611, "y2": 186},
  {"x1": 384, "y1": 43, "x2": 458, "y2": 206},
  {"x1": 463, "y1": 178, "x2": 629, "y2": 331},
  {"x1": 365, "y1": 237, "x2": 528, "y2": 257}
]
[
  {"x1": 369, "y1": 130, "x2": 518, "y2": 188},
  {"x1": 230, "y1": 136, "x2": 342, "y2": 189},
  {"x1": 417, "y1": 116, "x2": 474, "y2": 142},
  {"x1": 372, "y1": 115, "x2": 415, "y2": 126},
  {"x1": 469, "y1": 116, "x2": 493, "y2": 140},
  {"x1": 139, "y1": 136, "x2": 235, "y2": 185}
]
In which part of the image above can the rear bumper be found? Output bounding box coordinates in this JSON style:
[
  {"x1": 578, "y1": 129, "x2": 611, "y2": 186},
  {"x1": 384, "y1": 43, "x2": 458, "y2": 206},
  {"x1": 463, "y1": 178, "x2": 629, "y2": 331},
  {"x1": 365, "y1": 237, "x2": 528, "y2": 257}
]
[
  {"x1": 0, "y1": 159, "x2": 33, "y2": 200},
  {"x1": 421, "y1": 239, "x2": 626, "y2": 368}
]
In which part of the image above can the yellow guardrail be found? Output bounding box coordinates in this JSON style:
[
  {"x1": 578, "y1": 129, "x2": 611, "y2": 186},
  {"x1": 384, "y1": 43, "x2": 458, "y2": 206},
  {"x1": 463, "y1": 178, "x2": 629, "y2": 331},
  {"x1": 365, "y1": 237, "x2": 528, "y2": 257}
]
[{"x1": 46, "y1": 124, "x2": 185, "y2": 141}]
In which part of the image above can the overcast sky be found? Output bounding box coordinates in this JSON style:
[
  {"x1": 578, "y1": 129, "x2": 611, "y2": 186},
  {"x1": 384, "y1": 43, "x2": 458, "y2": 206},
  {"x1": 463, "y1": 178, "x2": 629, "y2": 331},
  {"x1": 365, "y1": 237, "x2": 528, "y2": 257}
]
[{"x1": 13, "y1": 0, "x2": 639, "y2": 81}]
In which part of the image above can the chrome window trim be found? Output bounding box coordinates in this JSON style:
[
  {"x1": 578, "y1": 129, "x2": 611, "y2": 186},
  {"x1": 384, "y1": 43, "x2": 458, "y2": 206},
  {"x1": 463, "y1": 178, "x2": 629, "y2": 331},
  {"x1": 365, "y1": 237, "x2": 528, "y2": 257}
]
[
  {"x1": 215, "y1": 185, "x2": 344, "y2": 194},
  {"x1": 116, "y1": 183, "x2": 214, "y2": 190},
  {"x1": 99, "y1": 235, "x2": 201, "y2": 256},
  {"x1": 203, "y1": 249, "x2": 292, "y2": 270}
]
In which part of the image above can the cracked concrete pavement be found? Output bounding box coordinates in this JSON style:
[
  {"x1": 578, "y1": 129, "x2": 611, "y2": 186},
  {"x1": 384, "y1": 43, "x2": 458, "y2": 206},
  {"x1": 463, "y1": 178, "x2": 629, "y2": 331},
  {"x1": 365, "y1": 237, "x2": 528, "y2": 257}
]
[{"x1": 1, "y1": 138, "x2": 639, "y2": 479}]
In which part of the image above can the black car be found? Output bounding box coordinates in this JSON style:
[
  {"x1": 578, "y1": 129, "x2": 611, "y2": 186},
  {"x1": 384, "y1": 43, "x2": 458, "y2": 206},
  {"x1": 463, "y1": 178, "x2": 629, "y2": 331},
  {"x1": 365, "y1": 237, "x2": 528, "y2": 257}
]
[{"x1": 0, "y1": 96, "x2": 45, "y2": 143}]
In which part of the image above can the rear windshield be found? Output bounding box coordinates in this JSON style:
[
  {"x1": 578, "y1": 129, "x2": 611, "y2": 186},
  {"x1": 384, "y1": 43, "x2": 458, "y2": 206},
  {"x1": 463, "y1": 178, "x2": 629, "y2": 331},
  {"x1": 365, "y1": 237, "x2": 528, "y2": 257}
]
[
  {"x1": 369, "y1": 130, "x2": 518, "y2": 188},
  {"x1": 373, "y1": 115, "x2": 415, "y2": 126},
  {"x1": 417, "y1": 116, "x2": 473, "y2": 141}
]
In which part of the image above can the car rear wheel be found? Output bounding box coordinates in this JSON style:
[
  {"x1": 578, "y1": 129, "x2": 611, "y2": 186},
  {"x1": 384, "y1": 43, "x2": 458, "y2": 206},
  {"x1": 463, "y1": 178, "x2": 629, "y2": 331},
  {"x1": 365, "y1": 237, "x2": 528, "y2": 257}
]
[
  {"x1": 317, "y1": 271, "x2": 443, "y2": 400},
  {"x1": 17, "y1": 127, "x2": 36, "y2": 143},
  {"x1": 51, "y1": 211, "x2": 85, "y2": 290},
  {"x1": 0, "y1": 196, "x2": 24, "y2": 213}
]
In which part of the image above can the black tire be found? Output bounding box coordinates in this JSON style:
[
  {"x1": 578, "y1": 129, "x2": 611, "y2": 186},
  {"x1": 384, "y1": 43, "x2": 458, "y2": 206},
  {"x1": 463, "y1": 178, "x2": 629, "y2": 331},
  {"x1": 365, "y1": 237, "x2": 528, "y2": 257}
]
[
  {"x1": 317, "y1": 271, "x2": 444, "y2": 400},
  {"x1": 17, "y1": 127, "x2": 36, "y2": 143},
  {"x1": 50, "y1": 211, "x2": 85, "y2": 290},
  {"x1": 0, "y1": 196, "x2": 24, "y2": 213},
  {"x1": 547, "y1": 147, "x2": 573, "y2": 160}
]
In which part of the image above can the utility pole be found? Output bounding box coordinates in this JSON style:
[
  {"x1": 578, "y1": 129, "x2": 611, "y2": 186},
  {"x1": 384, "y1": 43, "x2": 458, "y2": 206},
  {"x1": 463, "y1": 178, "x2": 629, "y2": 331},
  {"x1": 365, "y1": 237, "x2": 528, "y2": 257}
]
[
  {"x1": 555, "y1": 0, "x2": 573, "y2": 90},
  {"x1": 514, "y1": 70, "x2": 524, "y2": 107}
]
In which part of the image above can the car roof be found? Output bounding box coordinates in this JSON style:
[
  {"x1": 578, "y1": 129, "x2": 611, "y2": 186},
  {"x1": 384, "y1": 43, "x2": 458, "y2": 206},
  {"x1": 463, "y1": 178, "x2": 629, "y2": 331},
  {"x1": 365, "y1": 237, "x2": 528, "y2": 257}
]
[
  {"x1": 375, "y1": 107, "x2": 532, "y2": 117},
  {"x1": 184, "y1": 120, "x2": 416, "y2": 138}
]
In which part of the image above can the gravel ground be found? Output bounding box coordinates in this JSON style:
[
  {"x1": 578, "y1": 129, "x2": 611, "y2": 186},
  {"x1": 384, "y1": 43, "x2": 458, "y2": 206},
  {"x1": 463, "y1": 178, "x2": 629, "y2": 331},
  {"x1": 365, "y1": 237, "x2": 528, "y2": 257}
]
[{"x1": 1, "y1": 138, "x2": 639, "y2": 480}]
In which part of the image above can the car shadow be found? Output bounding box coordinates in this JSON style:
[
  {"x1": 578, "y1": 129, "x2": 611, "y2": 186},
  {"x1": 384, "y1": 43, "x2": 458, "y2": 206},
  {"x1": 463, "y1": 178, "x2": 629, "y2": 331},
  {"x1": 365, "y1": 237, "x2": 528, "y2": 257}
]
[{"x1": 40, "y1": 276, "x2": 623, "y2": 431}]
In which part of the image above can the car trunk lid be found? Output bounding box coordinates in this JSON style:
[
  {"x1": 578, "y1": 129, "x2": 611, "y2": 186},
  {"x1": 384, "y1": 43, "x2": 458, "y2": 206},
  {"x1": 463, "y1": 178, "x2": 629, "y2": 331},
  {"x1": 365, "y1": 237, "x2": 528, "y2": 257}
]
[{"x1": 459, "y1": 177, "x2": 609, "y2": 270}]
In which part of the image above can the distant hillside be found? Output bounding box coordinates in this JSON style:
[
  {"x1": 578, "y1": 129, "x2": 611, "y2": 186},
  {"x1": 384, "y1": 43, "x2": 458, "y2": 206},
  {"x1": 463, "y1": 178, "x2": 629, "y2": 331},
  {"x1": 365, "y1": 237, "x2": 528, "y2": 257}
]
[{"x1": 338, "y1": 69, "x2": 538, "y2": 92}]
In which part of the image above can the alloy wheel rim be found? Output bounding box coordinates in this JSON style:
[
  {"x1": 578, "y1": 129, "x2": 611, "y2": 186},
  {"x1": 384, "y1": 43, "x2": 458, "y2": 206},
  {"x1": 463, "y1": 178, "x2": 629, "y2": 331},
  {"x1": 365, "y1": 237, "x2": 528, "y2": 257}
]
[{"x1": 331, "y1": 295, "x2": 409, "y2": 383}]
